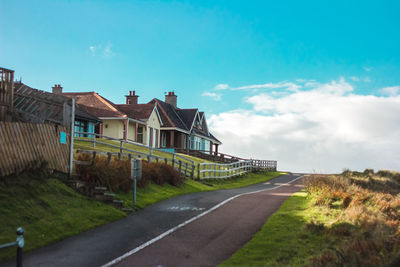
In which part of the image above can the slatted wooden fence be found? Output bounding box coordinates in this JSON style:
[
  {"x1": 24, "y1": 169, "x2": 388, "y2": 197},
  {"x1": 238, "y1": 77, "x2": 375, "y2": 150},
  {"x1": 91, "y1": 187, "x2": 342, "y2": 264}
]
[{"x1": 0, "y1": 122, "x2": 71, "y2": 176}]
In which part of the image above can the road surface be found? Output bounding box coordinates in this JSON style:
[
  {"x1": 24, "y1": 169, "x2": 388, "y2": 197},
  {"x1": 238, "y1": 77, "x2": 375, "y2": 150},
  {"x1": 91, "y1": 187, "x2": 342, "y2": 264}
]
[{"x1": 0, "y1": 173, "x2": 304, "y2": 267}]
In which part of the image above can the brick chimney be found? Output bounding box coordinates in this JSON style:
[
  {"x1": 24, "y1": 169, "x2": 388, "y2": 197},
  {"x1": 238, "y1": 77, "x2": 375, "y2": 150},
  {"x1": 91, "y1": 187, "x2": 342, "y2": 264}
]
[
  {"x1": 165, "y1": 91, "x2": 177, "y2": 108},
  {"x1": 126, "y1": 91, "x2": 139, "y2": 105},
  {"x1": 52, "y1": 84, "x2": 63, "y2": 94}
]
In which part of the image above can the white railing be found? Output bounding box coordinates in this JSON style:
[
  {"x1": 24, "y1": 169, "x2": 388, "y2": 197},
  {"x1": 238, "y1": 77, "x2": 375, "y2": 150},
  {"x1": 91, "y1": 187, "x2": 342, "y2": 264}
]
[
  {"x1": 197, "y1": 159, "x2": 277, "y2": 179},
  {"x1": 197, "y1": 160, "x2": 252, "y2": 179}
]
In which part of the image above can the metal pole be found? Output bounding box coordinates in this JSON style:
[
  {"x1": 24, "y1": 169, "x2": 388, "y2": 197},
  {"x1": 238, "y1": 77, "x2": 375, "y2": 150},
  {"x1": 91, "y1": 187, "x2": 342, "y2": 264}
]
[
  {"x1": 16, "y1": 227, "x2": 24, "y2": 267},
  {"x1": 69, "y1": 99, "x2": 75, "y2": 177}
]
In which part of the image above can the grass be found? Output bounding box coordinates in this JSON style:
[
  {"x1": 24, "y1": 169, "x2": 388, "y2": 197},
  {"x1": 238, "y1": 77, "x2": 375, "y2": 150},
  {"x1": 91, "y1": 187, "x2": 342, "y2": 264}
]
[
  {"x1": 0, "y1": 168, "x2": 125, "y2": 262},
  {"x1": 204, "y1": 171, "x2": 286, "y2": 190},
  {"x1": 117, "y1": 171, "x2": 285, "y2": 210},
  {"x1": 220, "y1": 170, "x2": 400, "y2": 266}
]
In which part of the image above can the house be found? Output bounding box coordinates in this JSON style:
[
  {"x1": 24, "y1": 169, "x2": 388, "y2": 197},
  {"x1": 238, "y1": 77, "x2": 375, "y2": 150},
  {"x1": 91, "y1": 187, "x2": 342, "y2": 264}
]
[
  {"x1": 61, "y1": 90, "x2": 162, "y2": 148},
  {"x1": 149, "y1": 92, "x2": 222, "y2": 154}
]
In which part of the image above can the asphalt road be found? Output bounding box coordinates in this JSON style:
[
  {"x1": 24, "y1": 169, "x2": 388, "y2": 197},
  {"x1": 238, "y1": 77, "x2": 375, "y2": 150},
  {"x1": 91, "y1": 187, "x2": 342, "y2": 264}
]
[{"x1": 0, "y1": 173, "x2": 304, "y2": 267}]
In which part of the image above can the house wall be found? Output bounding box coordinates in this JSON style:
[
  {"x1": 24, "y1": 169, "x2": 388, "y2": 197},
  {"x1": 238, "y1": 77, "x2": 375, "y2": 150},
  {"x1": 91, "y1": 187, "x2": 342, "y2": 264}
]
[
  {"x1": 127, "y1": 122, "x2": 136, "y2": 141},
  {"x1": 146, "y1": 110, "x2": 161, "y2": 148},
  {"x1": 102, "y1": 119, "x2": 124, "y2": 139}
]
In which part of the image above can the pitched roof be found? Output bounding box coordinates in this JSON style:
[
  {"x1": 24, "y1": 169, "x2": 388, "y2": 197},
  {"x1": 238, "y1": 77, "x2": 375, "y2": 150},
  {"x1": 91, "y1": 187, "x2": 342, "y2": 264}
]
[
  {"x1": 176, "y1": 108, "x2": 198, "y2": 130},
  {"x1": 149, "y1": 99, "x2": 188, "y2": 130},
  {"x1": 147, "y1": 98, "x2": 221, "y2": 144},
  {"x1": 116, "y1": 104, "x2": 156, "y2": 122},
  {"x1": 75, "y1": 104, "x2": 102, "y2": 123},
  {"x1": 63, "y1": 92, "x2": 126, "y2": 118}
]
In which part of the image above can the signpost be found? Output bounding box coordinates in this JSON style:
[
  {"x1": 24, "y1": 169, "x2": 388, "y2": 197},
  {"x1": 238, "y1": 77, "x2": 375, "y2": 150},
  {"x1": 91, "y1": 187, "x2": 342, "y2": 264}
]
[{"x1": 131, "y1": 159, "x2": 142, "y2": 204}]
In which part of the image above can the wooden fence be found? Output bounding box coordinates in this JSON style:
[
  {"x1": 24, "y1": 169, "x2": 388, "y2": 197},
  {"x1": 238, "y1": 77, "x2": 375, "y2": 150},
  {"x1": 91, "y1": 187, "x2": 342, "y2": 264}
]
[{"x1": 0, "y1": 122, "x2": 71, "y2": 177}]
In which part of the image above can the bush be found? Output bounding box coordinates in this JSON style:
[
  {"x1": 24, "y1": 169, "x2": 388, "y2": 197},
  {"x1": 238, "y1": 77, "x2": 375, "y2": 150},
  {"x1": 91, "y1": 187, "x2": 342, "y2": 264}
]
[{"x1": 75, "y1": 153, "x2": 184, "y2": 193}]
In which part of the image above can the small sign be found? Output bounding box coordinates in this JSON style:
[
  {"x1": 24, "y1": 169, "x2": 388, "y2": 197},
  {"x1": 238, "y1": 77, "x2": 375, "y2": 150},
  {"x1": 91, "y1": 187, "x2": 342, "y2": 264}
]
[{"x1": 60, "y1": 132, "x2": 67, "y2": 144}]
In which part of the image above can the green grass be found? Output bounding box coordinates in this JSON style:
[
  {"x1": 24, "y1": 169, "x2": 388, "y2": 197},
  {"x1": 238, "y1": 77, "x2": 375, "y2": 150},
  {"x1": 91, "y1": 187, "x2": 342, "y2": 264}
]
[
  {"x1": 117, "y1": 171, "x2": 285, "y2": 210},
  {"x1": 0, "y1": 169, "x2": 125, "y2": 262},
  {"x1": 116, "y1": 179, "x2": 213, "y2": 210},
  {"x1": 219, "y1": 190, "x2": 341, "y2": 267},
  {"x1": 204, "y1": 171, "x2": 286, "y2": 190}
]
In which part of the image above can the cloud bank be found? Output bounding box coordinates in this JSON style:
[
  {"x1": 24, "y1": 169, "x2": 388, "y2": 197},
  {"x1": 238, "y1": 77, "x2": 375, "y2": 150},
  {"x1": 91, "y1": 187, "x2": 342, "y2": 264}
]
[{"x1": 208, "y1": 79, "x2": 400, "y2": 173}]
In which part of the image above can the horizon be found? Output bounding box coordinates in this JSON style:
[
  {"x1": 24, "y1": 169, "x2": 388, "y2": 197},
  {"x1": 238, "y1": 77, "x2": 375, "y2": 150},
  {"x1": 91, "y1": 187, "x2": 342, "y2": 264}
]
[{"x1": 1, "y1": 0, "x2": 399, "y2": 173}]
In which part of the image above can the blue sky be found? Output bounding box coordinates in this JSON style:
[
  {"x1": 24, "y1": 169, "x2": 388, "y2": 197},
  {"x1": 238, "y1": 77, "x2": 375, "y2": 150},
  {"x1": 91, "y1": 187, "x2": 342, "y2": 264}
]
[{"x1": 1, "y1": 0, "x2": 400, "y2": 172}]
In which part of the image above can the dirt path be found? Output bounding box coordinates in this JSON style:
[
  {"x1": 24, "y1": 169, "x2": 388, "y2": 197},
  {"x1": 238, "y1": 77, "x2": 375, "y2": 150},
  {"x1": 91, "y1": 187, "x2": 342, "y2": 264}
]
[{"x1": 113, "y1": 179, "x2": 304, "y2": 267}]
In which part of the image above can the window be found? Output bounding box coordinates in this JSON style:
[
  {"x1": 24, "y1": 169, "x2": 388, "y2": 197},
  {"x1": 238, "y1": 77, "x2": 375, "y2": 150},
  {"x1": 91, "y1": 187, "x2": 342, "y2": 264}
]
[
  {"x1": 161, "y1": 132, "x2": 166, "y2": 147},
  {"x1": 137, "y1": 126, "x2": 143, "y2": 143},
  {"x1": 74, "y1": 120, "x2": 87, "y2": 137}
]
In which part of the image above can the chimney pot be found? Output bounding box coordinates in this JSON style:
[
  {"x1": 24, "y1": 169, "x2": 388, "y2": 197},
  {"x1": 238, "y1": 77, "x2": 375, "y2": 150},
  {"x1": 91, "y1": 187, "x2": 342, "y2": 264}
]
[
  {"x1": 165, "y1": 91, "x2": 177, "y2": 108},
  {"x1": 126, "y1": 90, "x2": 139, "y2": 105},
  {"x1": 52, "y1": 84, "x2": 63, "y2": 94}
]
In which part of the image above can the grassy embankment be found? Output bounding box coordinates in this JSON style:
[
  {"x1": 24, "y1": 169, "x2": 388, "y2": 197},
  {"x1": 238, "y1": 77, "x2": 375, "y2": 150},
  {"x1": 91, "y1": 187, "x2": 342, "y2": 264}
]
[
  {"x1": 0, "y1": 168, "x2": 125, "y2": 262},
  {"x1": 221, "y1": 170, "x2": 400, "y2": 266}
]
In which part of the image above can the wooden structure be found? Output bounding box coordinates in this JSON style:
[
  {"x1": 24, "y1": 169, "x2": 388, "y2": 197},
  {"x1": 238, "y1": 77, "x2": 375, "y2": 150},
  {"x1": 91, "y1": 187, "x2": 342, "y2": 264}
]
[
  {"x1": 0, "y1": 122, "x2": 70, "y2": 177},
  {"x1": 13, "y1": 82, "x2": 73, "y2": 126},
  {"x1": 0, "y1": 67, "x2": 14, "y2": 121}
]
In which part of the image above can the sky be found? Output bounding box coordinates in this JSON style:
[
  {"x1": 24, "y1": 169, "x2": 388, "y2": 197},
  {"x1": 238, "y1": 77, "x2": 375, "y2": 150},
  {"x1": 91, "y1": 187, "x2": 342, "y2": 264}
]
[{"x1": 1, "y1": 0, "x2": 400, "y2": 173}]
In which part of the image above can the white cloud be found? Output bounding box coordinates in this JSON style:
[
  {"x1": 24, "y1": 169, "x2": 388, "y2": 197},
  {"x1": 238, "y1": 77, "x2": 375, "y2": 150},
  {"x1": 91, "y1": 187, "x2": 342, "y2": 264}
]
[
  {"x1": 214, "y1": 84, "x2": 229, "y2": 90},
  {"x1": 364, "y1": 66, "x2": 373, "y2": 72},
  {"x1": 103, "y1": 41, "x2": 114, "y2": 57},
  {"x1": 381, "y1": 86, "x2": 400, "y2": 96},
  {"x1": 208, "y1": 78, "x2": 400, "y2": 173},
  {"x1": 202, "y1": 92, "x2": 221, "y2": 101},
  {"x1": 349, "y1": 76, "x2": 360, "y2": 82},
  {"x1": 232, "y1": 81, "x2": 301, "y2": 92},
  {"x1": 88, "y1": 42, "x2": 114, "y2": 58},
  {"x1": 349, "y1": 76, "x2": 371, "y2": 83}
]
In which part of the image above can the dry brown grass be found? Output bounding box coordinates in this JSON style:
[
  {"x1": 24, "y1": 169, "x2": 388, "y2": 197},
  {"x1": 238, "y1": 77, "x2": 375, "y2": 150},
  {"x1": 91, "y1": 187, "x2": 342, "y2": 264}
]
[{"x1": 304, "y1": 169, "x2": 400, "y2": 266}]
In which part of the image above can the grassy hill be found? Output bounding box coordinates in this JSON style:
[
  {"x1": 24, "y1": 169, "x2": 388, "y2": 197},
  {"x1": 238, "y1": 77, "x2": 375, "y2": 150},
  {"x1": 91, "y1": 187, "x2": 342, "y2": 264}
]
[{"x1": 221, "y1": 170, "x2": 400, "y2": 266}]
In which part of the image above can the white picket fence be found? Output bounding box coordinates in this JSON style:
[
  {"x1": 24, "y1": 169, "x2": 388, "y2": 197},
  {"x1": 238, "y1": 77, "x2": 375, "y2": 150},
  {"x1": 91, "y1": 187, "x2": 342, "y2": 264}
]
[{"x1": 197, "y1": 160, "x2": 276, "y2": 179}]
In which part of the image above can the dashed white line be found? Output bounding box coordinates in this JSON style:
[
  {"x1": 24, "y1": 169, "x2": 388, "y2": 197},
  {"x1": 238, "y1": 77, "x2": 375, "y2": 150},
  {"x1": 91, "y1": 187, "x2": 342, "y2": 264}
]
[{"x1": 101, "y1": 175, "x2": 305, "y2": 267}]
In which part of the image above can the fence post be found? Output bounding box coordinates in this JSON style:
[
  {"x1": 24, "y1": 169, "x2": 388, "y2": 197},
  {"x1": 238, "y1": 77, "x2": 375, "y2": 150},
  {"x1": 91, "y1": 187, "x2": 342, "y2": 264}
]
[
  {"x1": 107, "y1": 152, "x2": 112, "y2": 165},
  {"x1": 92, "y1": 133, "x2": 96, "y2": 148},
  {"x1": 120, "y1": 140, "x2": 123, "y2": 154},
  {"x1": 164, "y1": 158, "x2": 168, "y2": 165},
  {"x1": 172, "y1": 154, "x2": 175, "y2": 168},
  {"x1": 213, "y1": 164, "x2": 216, "y2": 178},
  {"x1": 69, "y1": 98, "x2": 75, "y2": 177},
  {"x1": 178, "y1": 160, "x2": 182, "y2": 175},
  {"x1": 16, "y1": 227, "x2": 24, "y2": 267},
  {"x1": 191, "y1": 164, "x2": 194, "y2": 180},
  {"x1": 131, "y1": 159, "x2": 142, "y2": 205},
  {"x1": 185, "y1": 162, "x2": 188, "y2": 177},
  {"x1": 197, "y1": 163, "x2": 200, "y2": 180}
]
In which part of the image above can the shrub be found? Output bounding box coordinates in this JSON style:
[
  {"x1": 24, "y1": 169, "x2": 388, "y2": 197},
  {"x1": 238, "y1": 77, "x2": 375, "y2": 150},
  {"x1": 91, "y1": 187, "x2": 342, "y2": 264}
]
[{"x1": 75, "y1": 153, "x2": 184, "y2": 193}]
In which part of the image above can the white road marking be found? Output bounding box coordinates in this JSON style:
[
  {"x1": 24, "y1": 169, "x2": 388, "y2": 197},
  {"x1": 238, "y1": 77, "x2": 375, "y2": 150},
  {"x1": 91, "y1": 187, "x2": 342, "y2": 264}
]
[
  {"x1": 101, "y1": 175, "x2": 305, "y2": 267},
  {"x1": 167, "y1": 206, "x2": 205, "y2": 211}
]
